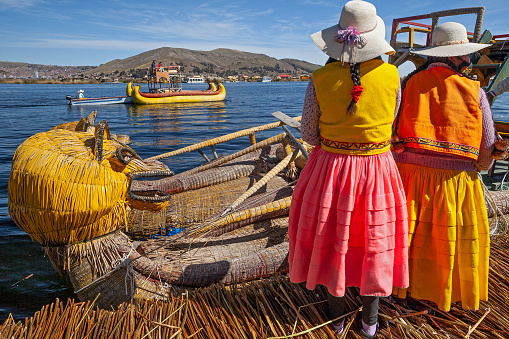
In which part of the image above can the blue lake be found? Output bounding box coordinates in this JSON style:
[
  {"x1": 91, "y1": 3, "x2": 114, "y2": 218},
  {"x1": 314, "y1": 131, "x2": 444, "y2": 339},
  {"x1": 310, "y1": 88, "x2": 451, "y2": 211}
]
[{"x1": 0, "y1": 81, "x2": 508, "y2": 321}]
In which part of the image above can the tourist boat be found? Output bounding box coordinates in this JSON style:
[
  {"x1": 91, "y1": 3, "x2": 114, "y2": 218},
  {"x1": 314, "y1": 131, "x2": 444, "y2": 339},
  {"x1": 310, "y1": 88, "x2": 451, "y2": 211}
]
[
  {"x1": 129, "y1": 81, "x2": 226, "y2": 104},
  {"x1": 258, "y1": 76, "x2": 272, "y2": 82},
  {"x1": 128, "y1": 66, "x2": 225, "y2": 104},
  {"x1": 66, "y1": 95, "x2": 133, "y2": 106},
  {"x1": 186, "y1": 76, "x2": 206, "y2": 83}
]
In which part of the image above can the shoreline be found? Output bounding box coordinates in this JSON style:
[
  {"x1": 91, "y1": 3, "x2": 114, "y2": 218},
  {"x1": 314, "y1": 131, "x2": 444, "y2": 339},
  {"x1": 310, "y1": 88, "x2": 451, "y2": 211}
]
[
  {"x1": 0, "y1": 78, "x2": 309, "y2": 85},
  {"x1": 0, "y1": 78, "x2": 142, "y2": 85}
]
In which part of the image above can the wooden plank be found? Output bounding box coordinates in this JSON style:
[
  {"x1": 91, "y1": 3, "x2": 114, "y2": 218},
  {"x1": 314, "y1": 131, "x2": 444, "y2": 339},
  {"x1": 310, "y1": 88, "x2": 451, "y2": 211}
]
[{"x1": 271, "y1": 111, "x2": 301, "y2": 132}]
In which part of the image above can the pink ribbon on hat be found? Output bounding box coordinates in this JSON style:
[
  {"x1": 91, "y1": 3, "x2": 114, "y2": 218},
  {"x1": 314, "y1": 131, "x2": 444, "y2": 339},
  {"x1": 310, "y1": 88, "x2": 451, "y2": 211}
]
[{"x1": 334, "y1": 26, "x2": 367, "y2": 46}]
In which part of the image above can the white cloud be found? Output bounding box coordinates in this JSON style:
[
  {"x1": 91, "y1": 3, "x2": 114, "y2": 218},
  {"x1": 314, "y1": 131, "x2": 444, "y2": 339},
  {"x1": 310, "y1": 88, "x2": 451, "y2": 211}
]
[{"x1": 0, "y1": 0, "x2": 43, "y2": 9}]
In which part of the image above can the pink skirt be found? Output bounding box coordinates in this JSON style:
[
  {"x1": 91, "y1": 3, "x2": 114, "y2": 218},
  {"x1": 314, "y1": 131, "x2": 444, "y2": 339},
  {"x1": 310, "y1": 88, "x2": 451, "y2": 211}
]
[{"x1": 288, "y1": 146, "x2": 409, "y2": 296}]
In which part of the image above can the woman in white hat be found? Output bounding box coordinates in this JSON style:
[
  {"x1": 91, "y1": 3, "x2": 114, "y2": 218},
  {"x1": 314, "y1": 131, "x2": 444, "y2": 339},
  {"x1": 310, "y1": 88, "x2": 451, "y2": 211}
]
[
  {"x1": 392, "y1": 21, "x2": 496, "y2": 312},
  {"x1": 288, "y1": 1, "x2": 409, "y2": 337}
]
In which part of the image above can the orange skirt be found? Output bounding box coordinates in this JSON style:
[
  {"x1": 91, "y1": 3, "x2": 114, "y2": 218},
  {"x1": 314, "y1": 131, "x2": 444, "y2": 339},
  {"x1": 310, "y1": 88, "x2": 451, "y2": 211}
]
[{"x1": 393, "y1": 163, "x2": 489, "y2": 311}]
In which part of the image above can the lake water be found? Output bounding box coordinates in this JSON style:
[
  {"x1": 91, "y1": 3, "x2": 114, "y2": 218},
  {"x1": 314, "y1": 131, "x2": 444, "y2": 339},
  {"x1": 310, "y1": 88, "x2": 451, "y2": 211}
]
[{"x1": 0, "y1": 81, "x2": 508, "y2": 322}]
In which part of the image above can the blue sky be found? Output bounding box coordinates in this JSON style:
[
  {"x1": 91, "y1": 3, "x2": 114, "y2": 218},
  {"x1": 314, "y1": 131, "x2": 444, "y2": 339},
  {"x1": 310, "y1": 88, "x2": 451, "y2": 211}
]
[{"x1": 0, "y1": 0, "x2": 507, "y2": 72}]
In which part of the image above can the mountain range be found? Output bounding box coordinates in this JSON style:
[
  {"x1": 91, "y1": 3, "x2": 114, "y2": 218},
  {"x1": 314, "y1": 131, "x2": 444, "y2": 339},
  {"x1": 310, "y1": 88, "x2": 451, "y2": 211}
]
[
  {"x1": 91, "y1": 47, "x2": 321, "y2": 77},
  {"x1": 0, "y1": 47, "x2": 322, "y2": 79}
]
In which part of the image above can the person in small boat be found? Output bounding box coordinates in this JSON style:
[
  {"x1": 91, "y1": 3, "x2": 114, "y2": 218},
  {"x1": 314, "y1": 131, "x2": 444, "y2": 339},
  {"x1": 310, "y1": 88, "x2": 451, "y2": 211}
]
[
  {"x1": 157, "y1": 62, "x2": 162, "y2": 72},
  {"x1": 288, "y1": 1, "x2": 409, "y2": 338},
  {"x1": 486, "y1": 76, "x2": 509, "y2": 104},
  {"x1": 77, "y1": 89, "x2": 84, "y2": 99},
  {"x1": 392, "y1": 22, "x2": 496, "y2": 312}
]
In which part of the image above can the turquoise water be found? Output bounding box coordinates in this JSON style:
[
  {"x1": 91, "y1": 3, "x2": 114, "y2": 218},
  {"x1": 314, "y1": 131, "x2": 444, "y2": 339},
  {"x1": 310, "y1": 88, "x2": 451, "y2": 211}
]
[{"x1": 0, "y1": 81, "x2": 508, "y2": 321}]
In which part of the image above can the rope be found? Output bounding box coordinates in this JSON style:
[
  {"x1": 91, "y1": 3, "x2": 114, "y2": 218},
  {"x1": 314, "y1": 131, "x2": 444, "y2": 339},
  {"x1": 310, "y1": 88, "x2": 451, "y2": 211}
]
[
  {"x1": 478, "y1": 173, "x2": 508, "y2": 236},
  {"x1": 75, "y1": 244, "x2": 136, "y2": 295}
]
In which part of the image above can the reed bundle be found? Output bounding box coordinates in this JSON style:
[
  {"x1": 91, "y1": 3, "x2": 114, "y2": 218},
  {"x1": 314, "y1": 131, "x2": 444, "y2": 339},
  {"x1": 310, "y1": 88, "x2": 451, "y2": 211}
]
[
  {"x1": 133, "y1": 146, "x2": 275, "y2": 195},
  {"x1": 8, "y1": 128, "x2": 128, "y2": 245},
  {"x1": 3, "y1": 235, "x2": 509, "y2": 339},
  {"x1": 8, "y1": 123, "x2": 170, "y2": 246},
  {"x1": 146, "y1": 117, "x2": 301, "y2": 161}
]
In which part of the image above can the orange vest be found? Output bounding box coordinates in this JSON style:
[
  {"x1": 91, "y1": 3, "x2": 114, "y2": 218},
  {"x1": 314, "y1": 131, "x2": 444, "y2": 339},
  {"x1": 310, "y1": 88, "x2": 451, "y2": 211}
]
[
  {"x1": 397, "y1": 67, "x2": 482, "y2": 160},
  {"x1": 313, "y1": 59, "x2": 399, "y2": 155}
]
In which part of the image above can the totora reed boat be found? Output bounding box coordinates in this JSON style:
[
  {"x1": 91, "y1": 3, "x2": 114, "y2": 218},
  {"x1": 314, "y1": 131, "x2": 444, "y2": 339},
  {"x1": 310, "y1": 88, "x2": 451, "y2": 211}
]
[
  {"x1": 127, "y1": 65, "x2": 226, "y2": 104},
  {"x1": 7, "y1": 110, "x2": 307, "y2": 309}
]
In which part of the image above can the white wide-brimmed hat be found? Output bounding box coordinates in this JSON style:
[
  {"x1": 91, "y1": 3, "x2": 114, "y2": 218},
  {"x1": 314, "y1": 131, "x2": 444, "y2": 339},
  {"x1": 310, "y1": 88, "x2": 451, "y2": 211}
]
[
  {"x1": 414, "y1": 22, "x2": 491, "y2": 57},
  {"x1": 78, "y1": 89, "x2": 84, "y2": 93},
  {"x1": 310, "y1": 0, "x2": 394, "y2": 64}
]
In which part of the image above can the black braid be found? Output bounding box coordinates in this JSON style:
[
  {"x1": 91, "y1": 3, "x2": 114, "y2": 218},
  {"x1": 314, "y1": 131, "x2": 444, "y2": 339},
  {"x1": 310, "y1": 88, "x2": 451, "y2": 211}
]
[
  {"x1": 347, "y1": 63, "x2": 361, "y2": 114},
  {"x1": 439, "y1": 57, "x2": 475, "y2": 80}
]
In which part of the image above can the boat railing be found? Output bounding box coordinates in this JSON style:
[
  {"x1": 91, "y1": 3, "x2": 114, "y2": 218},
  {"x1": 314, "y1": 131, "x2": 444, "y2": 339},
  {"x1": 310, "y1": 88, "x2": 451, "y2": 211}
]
[
  {"x1": 389, "y1": 7, "x2": 485, "y2": 67},
  {"x1": 146, "y1": 113, "x2": 302, "y2": 164}
]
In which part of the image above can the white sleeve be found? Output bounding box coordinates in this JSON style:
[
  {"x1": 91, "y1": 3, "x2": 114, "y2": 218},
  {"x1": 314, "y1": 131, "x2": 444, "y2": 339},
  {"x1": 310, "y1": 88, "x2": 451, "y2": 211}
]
[{"x1": 493, "y1": 76, "x2": 509, "y2": 96}]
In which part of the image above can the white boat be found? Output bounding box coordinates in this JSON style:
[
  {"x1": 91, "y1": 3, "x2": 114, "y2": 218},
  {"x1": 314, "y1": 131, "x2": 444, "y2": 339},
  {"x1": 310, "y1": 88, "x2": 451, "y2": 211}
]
[
  {"x1": 259, "y1": 77, "x2": 272, "y2": 82},
  {"x1": 66, "y1": 95, "x2": 133, "y2": 106},
  {"x1": 186, "y1": 76, "x2": 205, "y2": 83}
]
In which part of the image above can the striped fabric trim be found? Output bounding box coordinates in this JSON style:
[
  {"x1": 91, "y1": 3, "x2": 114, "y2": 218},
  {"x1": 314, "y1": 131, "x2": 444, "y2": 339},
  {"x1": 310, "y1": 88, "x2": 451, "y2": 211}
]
[
  {"x1": 320, "y1": 137, "x2": 391, "y2": 151},
  {"x1": 400, "y1": 137, "x2": 479, "y2": 156}
]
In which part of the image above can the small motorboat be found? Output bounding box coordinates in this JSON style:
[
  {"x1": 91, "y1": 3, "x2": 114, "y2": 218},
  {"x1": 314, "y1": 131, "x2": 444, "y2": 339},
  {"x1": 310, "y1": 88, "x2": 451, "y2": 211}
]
[
  {"x1": 66, "y1": 89, "x2": 133, "y2": 106},
  {"x1": 66, "y1": 95, "x2": 134, "y2": 106}
]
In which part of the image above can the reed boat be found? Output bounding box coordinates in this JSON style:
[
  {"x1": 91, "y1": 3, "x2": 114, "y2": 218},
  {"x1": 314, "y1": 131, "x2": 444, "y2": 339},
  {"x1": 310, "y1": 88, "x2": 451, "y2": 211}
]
[
  {"x1": 7, "y1": 110, "x2": 308, "y2": 309},
  {"x1": 7, "y1": 107, "x2": 509, "y2": 308},
  {"x1": 129, "y1": 81, "x2": 226, "y2": 104},
  {"x1": 128, "y1": 65, "x2": 226, "y2": 104}
]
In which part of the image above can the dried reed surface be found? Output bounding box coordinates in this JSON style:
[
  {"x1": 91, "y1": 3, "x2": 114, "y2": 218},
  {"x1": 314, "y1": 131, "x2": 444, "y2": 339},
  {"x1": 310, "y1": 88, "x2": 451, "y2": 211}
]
[{"x1": 3, "y1": 236, "x2": 509, "y2": 339}]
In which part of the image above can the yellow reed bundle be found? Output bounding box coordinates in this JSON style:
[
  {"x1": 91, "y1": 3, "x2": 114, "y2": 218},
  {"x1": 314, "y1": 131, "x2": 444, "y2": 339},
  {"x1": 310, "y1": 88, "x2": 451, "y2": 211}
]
[
  {"x1": 8, "y1": 129, "x2": 129, "y2": 246},
  {"x1": 8, "y1": 122, "x2": 167, "y2": 246}
]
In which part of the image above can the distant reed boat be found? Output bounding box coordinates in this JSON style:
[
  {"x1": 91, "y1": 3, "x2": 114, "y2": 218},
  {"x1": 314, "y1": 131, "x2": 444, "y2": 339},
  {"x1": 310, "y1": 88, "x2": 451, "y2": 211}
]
[{"x1": 129, "y1": 66, "x2": 225, "y2": 104}]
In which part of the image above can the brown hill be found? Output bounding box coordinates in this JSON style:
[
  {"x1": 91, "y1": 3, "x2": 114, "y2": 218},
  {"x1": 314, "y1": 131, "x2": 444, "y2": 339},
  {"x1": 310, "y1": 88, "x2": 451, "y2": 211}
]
[{"x1": 88, "y1": 47, "x2": 321, "y2": 77}]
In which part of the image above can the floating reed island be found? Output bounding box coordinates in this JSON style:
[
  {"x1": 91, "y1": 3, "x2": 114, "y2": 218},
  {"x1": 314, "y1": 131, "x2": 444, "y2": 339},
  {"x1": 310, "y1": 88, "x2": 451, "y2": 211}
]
[
  {"x1": 1, "y1": 235, "x2": 509, "y2": 339},
  {"x1": 5, "y1": 110, "x2": 509, "y2": 338}
]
